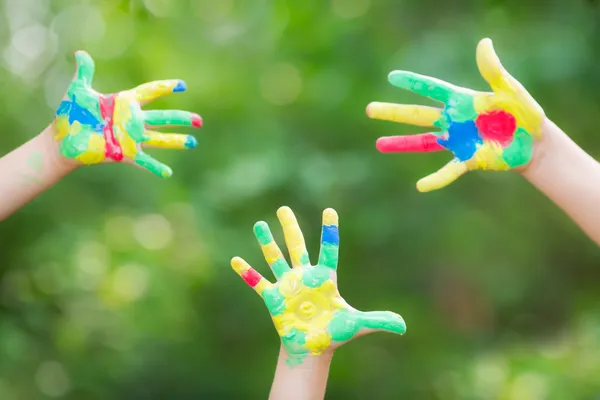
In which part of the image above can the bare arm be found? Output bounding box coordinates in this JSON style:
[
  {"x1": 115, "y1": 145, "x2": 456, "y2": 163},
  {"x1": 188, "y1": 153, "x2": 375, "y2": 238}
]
[
  {"x1": 269, "y1": 346, "x2": 333, "y2": 400},
  {"x1": 0, "y1": 124, "x2": 76, "y2": 220},
  {"x1": 522, "y1": 119, "x2": 600, "y2": 245}
]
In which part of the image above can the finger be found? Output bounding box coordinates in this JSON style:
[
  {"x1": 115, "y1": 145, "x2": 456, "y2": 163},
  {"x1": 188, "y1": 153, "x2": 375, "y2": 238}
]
[
  {"x1": 231, "y1": 256, "x2": 272, "y2": 296},
  {"x1": 366, "y1": 103, "x2": 443, "y2": 127},
  {"x1": 253, "y1": 221, "x2": 291, "y2": 280},
  {"x1": 133, "y1": 151, "x2": 173, "y2": 178},
  {"x1": 144, "y1": 110, "x2": 203, "y2": 128},
  {"x1": 388, "y1": 70, "x2": 458, "y2": 104},
  {"x1": 143, "y1": 131, "x2": 198, "y2": 149},
  {"x1": 134, "y1": 80, "x2": 187, "y2": 105},
  {"x1": 276, "y1": 206, "x2": 310, "y2": 267},
  {"x1": 416, "y1": 159, "x2": 468, "y2": 192},
  {"x1": 73, "y1": 50, "x2": 95, "y2": 85},
  {"x1": 353, "y1": 310, "x2": 407, "y2": 338},
  {"x1": 376, "y1": 133, "x2": 445, "y2": 153},
  {"x1": 317, "y1": 208, "x2": 339, "y2": 270},
  {"x1": 476, "y1": 38, "x2": 514, "y2": 94}
]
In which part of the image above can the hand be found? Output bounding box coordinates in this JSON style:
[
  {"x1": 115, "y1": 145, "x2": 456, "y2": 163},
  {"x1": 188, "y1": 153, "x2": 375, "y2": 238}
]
[
  {"x1": 54, "y1": 51, "x2": 202, "y2": 178},
  {"x1": 367, "y1": 38, "x2": 545, "y2": 192},
  {"x1": 231, "y1": 206, "x2": 406, "y2": 367}
]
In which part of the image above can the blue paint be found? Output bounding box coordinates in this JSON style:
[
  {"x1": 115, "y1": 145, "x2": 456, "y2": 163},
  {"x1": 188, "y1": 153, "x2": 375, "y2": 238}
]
[
  {"x1": 56, "y1": 100, "x2": 72, "y2": 116},
  {"x1": 173, "y1": 80, "x2": 187, "y2": 92},
  {"x1": 64, "y1": 95, "x2": 103, "y2": 133},
  {"x1": 436, "y1": 118, "x2": 482, "y2": 161},
  {"x1": 322, "y1": 225, "x2": 339, "y2": 246},
  {"x1": 184, "y1": 135, "x2": 197, "y2": 149}
]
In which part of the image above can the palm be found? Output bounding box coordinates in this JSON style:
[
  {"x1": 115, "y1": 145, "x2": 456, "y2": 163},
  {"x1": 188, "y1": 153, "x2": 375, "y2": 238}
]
[
  {"x1": 54, "y1": 51, "x2": 203, "y2": 178},
  {"x1": 231, "y1": 207, "x2": 406, "y2": 367},
  {"x1": 367, "y1": 38, "x2": 545, "y2": 192}
]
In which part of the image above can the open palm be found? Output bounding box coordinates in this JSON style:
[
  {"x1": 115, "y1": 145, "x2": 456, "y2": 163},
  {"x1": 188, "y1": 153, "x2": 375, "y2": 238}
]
[
  {"x1": 231, "y1": 206, "x2": 406, "y2": 367},
  {"x1": 367, "y1": 38, "x2": 545, "y2": 192}
]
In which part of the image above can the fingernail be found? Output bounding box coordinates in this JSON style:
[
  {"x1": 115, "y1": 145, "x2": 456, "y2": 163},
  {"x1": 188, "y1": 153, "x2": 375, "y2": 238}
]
[
  {"x1": 173, "y1": 80, "x2": 187, "y2": 92},
  {"x1": 191, "y1": 114, "x2": 203, "y2": 128},
  {"x1": 184, "y1": 135, "x2": 198, "y2": 149}
]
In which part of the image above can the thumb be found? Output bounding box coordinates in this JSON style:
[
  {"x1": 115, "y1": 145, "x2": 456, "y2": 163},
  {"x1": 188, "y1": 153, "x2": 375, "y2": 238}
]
[
  {"x1": 355, "y1": 310, "x2": 407, "y2": 336},
  {"x1": 73, "y1": 50, "x2": 95, "y2": 86}
]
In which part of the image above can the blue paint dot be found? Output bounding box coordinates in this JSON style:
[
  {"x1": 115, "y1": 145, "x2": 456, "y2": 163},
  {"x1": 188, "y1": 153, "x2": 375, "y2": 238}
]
[
  {"x1": 321, "y1": 225, "x2": 339, "y2": 246},
  {"x1": 436, "y1": 119, "x2": 482, "y2": 161},
  {"x1": 173, "y1": 80, "x2": 187, "y2": 93},
  {"x1": 184, "y1": 135, "x2": 197, "y2": 149}
]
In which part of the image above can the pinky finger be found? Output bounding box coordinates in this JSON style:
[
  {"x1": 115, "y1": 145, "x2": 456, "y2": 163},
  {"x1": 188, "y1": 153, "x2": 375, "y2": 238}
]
[
  {"x1": 133, "y1": 151, "x2": 173, "y2": 178},
  {"x1": 231, "y1": 257, "x2": 272, "y2": 296}
]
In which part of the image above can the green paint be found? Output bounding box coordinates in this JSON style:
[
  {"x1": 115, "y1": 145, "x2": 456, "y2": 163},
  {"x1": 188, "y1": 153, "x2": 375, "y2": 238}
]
[
  {"x1": 263, "y1": 287, "x2": 285, "y2": 316},
  {"x1": 299, "y1": 252, "x2": 310, "y2": 265},
  {"x1": 301, "y1": 267, "x2": 330, "y2": 288},
  {"x1": 446, "y1": 93, "x2": 478, "y2": 123},
  {"x1": 281, "y1": 329, "x2": 307, "y2": 367},
  {"x1": 59, "y1": 129, "x2": 95, "y2": 159},
  {"x1": 270, "y1": 259, "x2": 290, "y2": 280},
  {"x1": 27, "y1": 152, "x2": 43, "y2": 172},
  {"x1": 501, "y1": 127, "x2": 534, "y2": 168},
  {"x1": 133, "y1": 152, "x2": 172, "y2": 178},
  {"x1": 144, "y1": 110, "x2": 194, "y2": 126},
  {"x1": 66, "y1": 85, "x2": 102, "y2": 122},
  {"x1": 74, "y1": 51, "x2": 95, "y2": 85},
  {"x1": 317, "y1": 243, "x2": 338, "y2": 270},
  {"x1": 389, "y1": 71, "x2": 455, "y2": 104},
  {"x1": 125, "y1": 106, "x2": 147, "y2": 141},
  {"x1": 328, "y1": 309, "x2": 406, "y2": 342},
  {"x1": 253, "y1": 222, "x2": 273, "y2": 246}
]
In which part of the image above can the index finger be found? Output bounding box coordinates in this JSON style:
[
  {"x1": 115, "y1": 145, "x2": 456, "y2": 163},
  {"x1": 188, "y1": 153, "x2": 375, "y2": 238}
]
[
  {"x1": 388, "y1": 70, "x2": 459, "y2": 104},
  {"x1": 134, "y1": 80, "x2": 187, "y2": 105}
]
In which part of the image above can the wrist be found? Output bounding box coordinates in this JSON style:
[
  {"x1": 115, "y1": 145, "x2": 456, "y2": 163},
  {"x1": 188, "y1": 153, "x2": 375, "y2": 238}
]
[
  {"x1": 518, "y1": 118, "x2": 558, "y2": 180},
  {"x1": 39, "y1": 122, "x2": 79, "y2": 176},
  {"x1": 278, "y1": 345, "x2": 334, "y2": 368}
]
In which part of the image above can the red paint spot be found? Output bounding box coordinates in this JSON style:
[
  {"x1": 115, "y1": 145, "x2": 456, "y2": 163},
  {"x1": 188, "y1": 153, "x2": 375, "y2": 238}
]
[
  {"x1": 376, "y1": 133, "x2": 444, "y2": 153},
  {"x1": 242, "y1": 269, "x2": 262, "y2": 287},
  {"x1": 99, "y1": 94, "x2": 124, "y2": 162},
  {"x1": 475, "y1": 110, "x2": 517, "y2": 145},
  {"x1": 191, "y1": 114, "x2": 203, "y2": 128}
]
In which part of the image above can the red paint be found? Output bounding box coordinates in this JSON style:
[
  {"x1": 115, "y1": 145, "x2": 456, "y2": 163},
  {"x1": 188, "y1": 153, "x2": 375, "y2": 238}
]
[
  {"x1": 475, "y1": 110, "x2": 517, "y2": 145},
  {"x1": 99, "y1": 94, "x2": 124, "y2": 161},
  {"x1": 242, "y1": 268, "x2": 262, "y2": 287},
  {"x1": 191, "y1": 113, "x2": 203, "y2": 128},
  {"x1": 376, "y1": 133, "x2": 445, "y2": 153}
]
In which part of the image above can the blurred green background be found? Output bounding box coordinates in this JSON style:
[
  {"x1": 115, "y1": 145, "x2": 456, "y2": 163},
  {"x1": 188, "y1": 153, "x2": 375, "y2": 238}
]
[{"x1": 1, "y1": 0, "x2": 600, "y2": 398}]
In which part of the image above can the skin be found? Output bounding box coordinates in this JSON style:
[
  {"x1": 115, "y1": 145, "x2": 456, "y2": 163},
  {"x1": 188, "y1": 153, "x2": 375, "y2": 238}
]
[
  {"x1": 367, "y1": 37, "x2": 600, "y2": 246},
  {"x1": 0, "y1": 51, "x2": 202, "y2": 221},
  {"x1": 231, "y1": 207, "x2": 406, "y2": 399}
]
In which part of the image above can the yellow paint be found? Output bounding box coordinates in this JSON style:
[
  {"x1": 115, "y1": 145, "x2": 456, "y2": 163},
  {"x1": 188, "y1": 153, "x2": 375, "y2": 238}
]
[
  {"x1": 272, "y1": 271, "x2": 343, "y2": 355},
  {"x1": 277, "y1": 206, "x2": 308, "y2": 266},
  {"x1": 113, "y1": 95, "x2": 138, "y2": 158},
  {"x1": 76, "y1": 134, "x2": 105, "y2": 164},
  {"x1": 134, "y1": 80, "x2": 179, "y2": 104},
  {"x1": 416, "y1": 159, "x2": 468, "y2": 192},
  {"x1": 475, "y1": 38, "x2": 545, "y2": 137},
  {"x1": 322, "y1": 208, "x2": 338, "y2": 227},
  {"x1": 465, "y1": 141, "x2": 510, "y2": 171},
  {"x1": 231, "y1": 256, "x2": 271, "y2": 296},
  {"x1": 54, "y1": 116, "x2": 70, "y2": 141},
  {"x1": 367, "y1": 102, "x2": 442, "y2": 127},
  {"x1": 145, "y1": 131, "x2": 187, "y2": 149},
  {"x1": 262, "y1": 242, "x2": 283, "y2": 265}
]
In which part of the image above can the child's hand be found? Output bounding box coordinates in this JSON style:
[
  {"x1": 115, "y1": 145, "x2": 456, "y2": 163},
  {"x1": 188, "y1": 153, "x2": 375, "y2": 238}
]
[
  {"x1": 367, "y1": 38, "x2": 545, "y2": 192},
  {"x1": 231, "y1": 206, "x2": 406, "y2": 367},
  {"x1": 54, "y1": 51, "x2": 202, "y2": 178}
]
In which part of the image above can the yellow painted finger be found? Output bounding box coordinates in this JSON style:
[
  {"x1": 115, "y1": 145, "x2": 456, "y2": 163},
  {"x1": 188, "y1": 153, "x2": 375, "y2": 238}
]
[
  {"x1": 276, "y1": 206, "x2": 310, "y2": 267},
  {"x1": 133, "y1": 79, "x2": 187, "y2": 104},
  {"x1": 231, "y1": 257, "x2": 272, "y2": 296},
  {"x1": 143, "y1": 131, "x2": 198, "y2": 149},
  {"x1": 366, "y1": 103, "x2": 442, "y2": 127},
  {"x1": 416, "y1": 159, "x2": 469, "y2": 192}
]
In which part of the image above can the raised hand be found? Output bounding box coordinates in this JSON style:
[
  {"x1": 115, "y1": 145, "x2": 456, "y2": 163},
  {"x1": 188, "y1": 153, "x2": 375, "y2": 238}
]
[
  {"x1": 231, "y1": 206, "x2": 406, "y2": 367},
  {"x1": 367, "y1": 38, "x2": 545, "y2": 192},
  {"x1": 54, "y1": 51, "x2": 202, "y2": 178}
]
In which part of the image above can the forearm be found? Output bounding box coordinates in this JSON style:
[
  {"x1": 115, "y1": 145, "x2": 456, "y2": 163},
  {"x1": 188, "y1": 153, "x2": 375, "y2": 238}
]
[
  {"x1": 0, "y1": 124, "x2": 76, "y2": 220},
  {"x1": 269, "y1": 347, "x2": 333, "y2": 400},
  {"x1": 522, "y1": 118, "x2": 600, "y2": 245}
]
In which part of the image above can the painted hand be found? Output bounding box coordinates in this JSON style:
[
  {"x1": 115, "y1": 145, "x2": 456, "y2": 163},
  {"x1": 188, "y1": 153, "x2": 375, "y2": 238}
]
[
  {"x1": 54, "y1": 51, "x2": 202, "y2": 178},
  {"x1": 367, "y1": 38, "x2": 545, "y2": 192},
  {"x1": 231, "y1": 206, "x2": 406, "y2": 366}
]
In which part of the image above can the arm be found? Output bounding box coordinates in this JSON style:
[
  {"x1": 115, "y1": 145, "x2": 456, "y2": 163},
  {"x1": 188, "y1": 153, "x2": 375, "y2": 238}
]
[
  {"x1": 0, "y1": 124, "x2": 76, "y2": 221},
  {"x1": 522, "y1": 119, "x2": 600, "y2": 245},
  {"x1": 270, "y1": 346, "x2": 333, "y2": 400}
]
